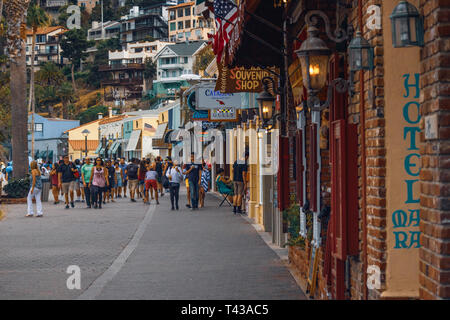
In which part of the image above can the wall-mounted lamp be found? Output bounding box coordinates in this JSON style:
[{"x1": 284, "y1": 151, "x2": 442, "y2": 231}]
[
  {"x1": 256, "y1": 77, "x2": 283, "y2": 130},
  {"x1": 390, "y1": 1, "x2": 424, "y2": 48}
]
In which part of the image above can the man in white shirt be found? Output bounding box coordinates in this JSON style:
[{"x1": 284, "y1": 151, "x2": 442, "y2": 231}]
[{"x1": 166, "y1": 161, "x2": 183, "y2": 210}]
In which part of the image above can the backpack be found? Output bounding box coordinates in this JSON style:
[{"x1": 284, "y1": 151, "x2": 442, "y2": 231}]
[{"x1": 127, "y1": 164, "x2": 138, "y2": 178}]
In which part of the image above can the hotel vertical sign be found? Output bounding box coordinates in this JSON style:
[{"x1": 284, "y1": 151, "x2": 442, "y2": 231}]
[{"x1": 382, "y1": 0, "x2": 421, "y2": 298}]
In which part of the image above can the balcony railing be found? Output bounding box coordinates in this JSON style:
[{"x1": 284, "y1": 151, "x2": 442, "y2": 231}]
[
  {"x1": 101, "y1": 78, "x2": 144, "y2": 86},
  {"x1": 98, "y1": 63, "x2": 145, "y2": 71},
  {"x1": 38, "y1": 49, "x2": 59, "y2": 55},
  {"x1": 104, "y1": 92, "x2": 143, "y2": 101}
]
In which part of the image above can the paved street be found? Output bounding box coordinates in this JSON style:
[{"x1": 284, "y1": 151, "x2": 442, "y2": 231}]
[{"x1": 0, "y1": 188, "x2": 305, "y2": 300}]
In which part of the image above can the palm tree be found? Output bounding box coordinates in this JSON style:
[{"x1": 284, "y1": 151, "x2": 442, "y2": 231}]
[
  {"x1": 57, "y1": 82, "x2": 76, "y2": 119},
  {"x1": 27, "y1": 4, "x2": 50, "y2": 158},
  {"x1": 4, "y1": 0, "x2": 32, "y2": 179},
  {"x1": 36, "y1": 61, "x2": 65, "y2": 86}
]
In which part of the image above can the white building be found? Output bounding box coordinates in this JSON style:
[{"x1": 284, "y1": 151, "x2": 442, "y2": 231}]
[
  {"x1": 108, "y1": 40, "x2": 172, "y2": 65},
  {"x1": 87, "y1": 21, "x2": 121, "y2": 42},
  {"x1": 154, "y1": 40, "x2": 207, "y2": 82}
]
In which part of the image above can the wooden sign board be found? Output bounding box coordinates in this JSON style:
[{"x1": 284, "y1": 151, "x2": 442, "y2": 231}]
[
  {"x1": 307, "y1": 246, "x2": 320, "y2": 297},
  {"x1": 215, "y1": 62, "x2": 278, "y2": 94}
]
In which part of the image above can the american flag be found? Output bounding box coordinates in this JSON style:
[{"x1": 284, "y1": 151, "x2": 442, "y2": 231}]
[
  {"x1": 210, "y1": 0, "x2": 238, "y2": 62},
  {"x1": 144, "y1": 123, "x2": 156, "y2": 133}
]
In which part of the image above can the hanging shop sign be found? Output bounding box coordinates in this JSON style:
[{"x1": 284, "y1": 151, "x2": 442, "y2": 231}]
[
  {"x1": 215, "y1": 62, "x2": 279, "y2": 94},
  {"x1": 192, "y1": 110, "x2": 209, "y2": 121},
  {"x1": 196, "y1": 84, "x2": 242, "y2": 110},
  {"x1": 289, "y1": 58, "x2": 303, "y2": 106},
  {"x1": 209, "y1": 107, "x2": 238, "y2": 122}
]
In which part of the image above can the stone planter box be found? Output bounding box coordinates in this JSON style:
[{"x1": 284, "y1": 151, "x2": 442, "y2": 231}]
[
  {"x1": 0, "y1": 197, "x2": 27, "y2": 204},
  {"x1": 289, "y1": 242, "x2": 310, "y2": 280}
]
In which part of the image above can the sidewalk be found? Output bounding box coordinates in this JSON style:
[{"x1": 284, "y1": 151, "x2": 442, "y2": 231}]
[{"x1": 0, "y1": 187, "x2": 306, "y2": 299}]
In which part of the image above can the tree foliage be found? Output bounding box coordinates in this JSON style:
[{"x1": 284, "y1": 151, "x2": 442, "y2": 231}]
[
  {"x1": 143, "y1": 57, "x2": 157, "y2": 80},
  {"x1": 77, "y1": 105, "x2": 109, "y2": 125},
  {"x1": 85, "y1": 36, "x2": 121, "y2": 88}
]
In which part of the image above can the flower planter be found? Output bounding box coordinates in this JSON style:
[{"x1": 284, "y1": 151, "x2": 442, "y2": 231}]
[{"x1": 0, "y1": 197, "x2": 27, "y2": 204}]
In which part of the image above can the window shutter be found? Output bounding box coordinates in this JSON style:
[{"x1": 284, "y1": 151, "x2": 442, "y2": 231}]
[
  {"x1": 309, "y1": 123, "x2": 318, "y2": 212},
  {"x1": 331, "y1": 120, "x2": 359, "y2": 260},
  {"x1": 296, "y1": 130, "x2": 304, "y2": 206},
  {"x1": 277, "y1": 136, "x2": 290, "y2": 211}
]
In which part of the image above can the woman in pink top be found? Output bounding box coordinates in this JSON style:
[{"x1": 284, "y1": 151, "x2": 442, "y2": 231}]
[{"x1": 88, "y1": 157, "x2": 109, "y2": 209}]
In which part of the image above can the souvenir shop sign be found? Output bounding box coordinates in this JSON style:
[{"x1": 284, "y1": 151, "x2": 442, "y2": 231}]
[
  {"x1": 215, "y1": 62, "x2": 279, "y2": 94},
  {"x1": 196, "y1": 84, "x2": 242, "y2": 110}
]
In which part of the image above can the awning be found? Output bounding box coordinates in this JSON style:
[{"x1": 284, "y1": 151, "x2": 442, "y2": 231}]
[
  {"x1": 39, "y1": 151, "x2": 48, "y2": 159},
  {"x1": 108, "y1": 140, "x2": 121, "y2": 155},
  {"x1": 94, "y1": 143, "x2": 102, "y2": 154},
  {"x1": 224, "y1": 1, "x2": 283, "y2": 68},
  {"x1": 126, "y1": 130, "x2": 141, "y2": 152},
  {"x1": 153, "y1": 123, "x2": 168, "y2": 140},
  {"x1": 111, "y1": 140, "x2": 121, "y2": 154},
  {"x1": 99, "y1": 147, "x2": 105, "y2": 155},
  {"x1": 163, "y1": 130, "x2": 174, "y2": 144}
]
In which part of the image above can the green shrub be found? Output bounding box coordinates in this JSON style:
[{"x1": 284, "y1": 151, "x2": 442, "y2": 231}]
[{"x1": 3, "y1": 176, "x2": 31, "y2": 198}]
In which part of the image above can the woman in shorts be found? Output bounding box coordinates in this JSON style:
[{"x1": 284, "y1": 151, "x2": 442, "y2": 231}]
[
  {"x1": 114, "y1": 161, "x2": 123, "y2": 198},
  {"x1": 50, "y1": 162, "x2": 60, "y2": 204},
  {"x1": 144, "y1": 162, "x2": 159, "y2": 205}
]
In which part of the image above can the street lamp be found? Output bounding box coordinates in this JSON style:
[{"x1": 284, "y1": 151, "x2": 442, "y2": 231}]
[
  {"x1": 390, "y1": 1, "x2": 424, "y2": 48},
  {"x1": 296, "y1": 25, "x2": 330, "y2": 98},
  {"x1": 295, "y1": 25, "x2": 375, "y2": 111},
  {"x1": 82, "y1": 129, "x2": 90, "y2": 158},
  {"x1": 256, "y1": 77, "x2": 283, "y2": 130}
]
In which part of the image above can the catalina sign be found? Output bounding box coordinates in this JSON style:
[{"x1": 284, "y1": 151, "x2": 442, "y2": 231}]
[{"x1": 196, "y1": 84, "x2": 242, "y2": 110}]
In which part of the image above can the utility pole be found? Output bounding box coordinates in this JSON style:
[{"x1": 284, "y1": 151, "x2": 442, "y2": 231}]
[{"x1": 101, "y1": 0, "x2": 105, "y2": 40}]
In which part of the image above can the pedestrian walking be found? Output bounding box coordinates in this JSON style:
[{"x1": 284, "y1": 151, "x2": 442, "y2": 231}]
[
  {"x1": 155, "y1": 156, "x2": 164, "y2": 197},
  {"x1": 125, "y1": 158, "x2": 139, "y2": 202},
  {"x1": 105, "y1": 160, "x2": 115, "y2": 203},
  {"x1": 81, "y1": 158, "x2": 93, "y2": 209},
  {"x1": 232, "y1": 152, "x2": 249, "y2": 214},
  {"x1": 26, "y1": 161, "x2": 43, "y2": 217},
  {"x1": 184, "y1": 153, "x2": 202, "y2": 210},
  {"x1": 114, "y1": 161, "x2": 124, "y2": 198},
  {"x1": 50, "y1": 163, "x2": 60, "y2": 204},
  {"x1": 119, "y1": 157, "x2": 128, "y2": 198},
  {"x1": 166, "y1": 161, "x2": 183, "y2": 210},
  {"x1": 88, "y1": 157, "x2": 109, "y2": 209},
  {"x1": 144, "y1": 162, "x2": 159, "y2": 205},
  {"x1": 58, "y1": 156, "x2": 77, "y2": 209},
  {"x1": 73, "y1": 159, "x2": 83, "y2": 202},
  {"x1": 0, "y1": 166, "x2": 6, "y2": 196},
  {"x1": 199, "y1": 162, "x2": 211, "y2": 208},
  {"x1": 5, "y1": 161, "x2": 13, "y2": 182},
  {"x1": 137, "y1": 160, "x2": 146, "y2": 199}
]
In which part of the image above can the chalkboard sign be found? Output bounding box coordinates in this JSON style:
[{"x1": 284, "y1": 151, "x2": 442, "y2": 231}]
[{"x1": 307, "y1": 246, "x2": 319, "y2": 297}]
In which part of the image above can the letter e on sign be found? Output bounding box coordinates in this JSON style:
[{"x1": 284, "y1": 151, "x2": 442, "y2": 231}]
[{"x1": 66, "y1": 265, "x2": 81, "y2": 290}]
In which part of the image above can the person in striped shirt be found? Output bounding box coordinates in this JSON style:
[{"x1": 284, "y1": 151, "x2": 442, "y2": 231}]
[{"x1": 199, "y1": 162, "x2": 211, "y2": 208}]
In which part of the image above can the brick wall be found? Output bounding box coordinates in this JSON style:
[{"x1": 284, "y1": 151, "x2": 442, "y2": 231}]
[
  {"x1": 419, "y1": 0, "x2": 450, "y2": 300},
  {"x1": 286, "y1": 0, "x2": 389, "y2": 300},
  {"x1": 346, "y1": 0, "x2": 387, "y2": 300}
]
